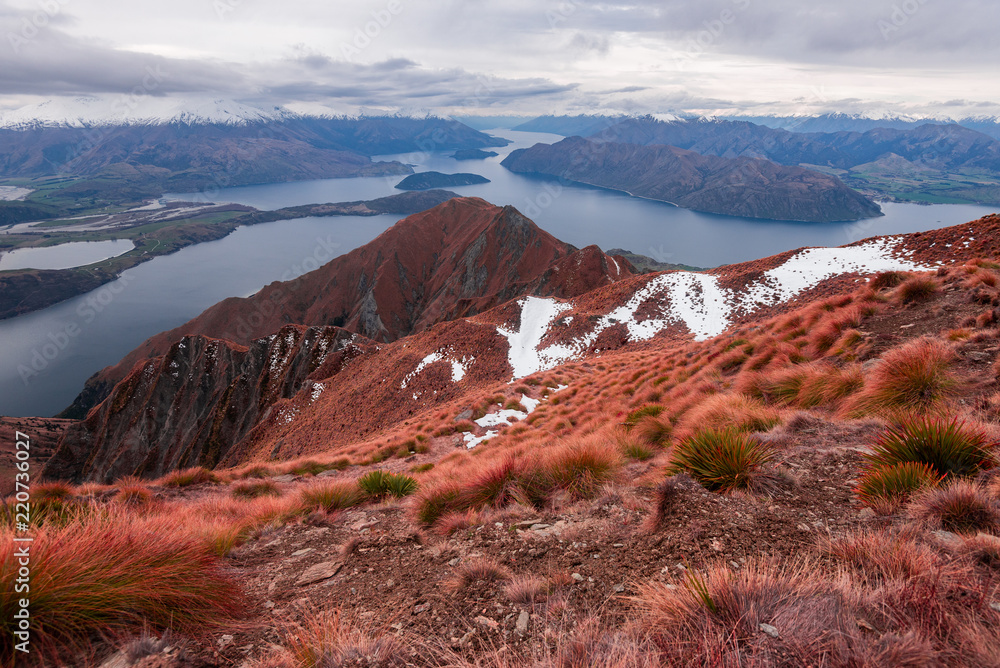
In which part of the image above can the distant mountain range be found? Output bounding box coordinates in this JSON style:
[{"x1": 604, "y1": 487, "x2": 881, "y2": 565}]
[
  {"x1": 505, "y1": 114, "x2": 1000, "y2": 206},
  {"x1": 515, "y1": 112, "x2": 1000, "y2": 141},
  {"x1": 0, "y1": 98, "x2": 510, "y2": 198},
  {"x1": 502, "y1": 136, "x2": 881, "y2": 222}
]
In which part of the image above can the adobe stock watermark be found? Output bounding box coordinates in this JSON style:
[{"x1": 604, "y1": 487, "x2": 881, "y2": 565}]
[
  {"x1": 17, "y1": 274, "x2": 135, "y2": 385},
  {"x1": 213, "y1": 0, "x2": 242, "y2": 20},
  {"x1": 7, "y1": 0, "x2": 71, "y2": 54},
  {"x1": 674, "y1": 0, "x2": 751, "y2": 71},
  {"x1": 339, "y1": 0, "x2": 406, "y2": 61},
  {"x1": 221, "y1": 234, "x2": 342, "y2": 341},
  {"x1": 547, "y1": 0, "x2": 584, "y2": 28},
  {"x1": 877, "y1": 0, "x2": 933, "y2": 40},
  {"x1": 11, "y1": 430, "x2": 33, "y2": 656}
]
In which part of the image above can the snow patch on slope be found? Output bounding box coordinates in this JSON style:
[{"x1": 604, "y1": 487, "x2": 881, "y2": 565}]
[
  {"x1": 499, "y1": 239, "x2": 931, "y2": 379},
  {"x1": 401, "y1": 350, "x2": 474, "y2": 389}
]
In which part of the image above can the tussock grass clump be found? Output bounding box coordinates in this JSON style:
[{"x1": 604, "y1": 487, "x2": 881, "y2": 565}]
[
  {"x1": 504, "y1": 575, "x2": 550, "y2": 605},
  {"x1": 113, "y1": 479, "x2": 153, "y2": 506},
  {"x1": 542, "y1": 440, "x2": 621, "y2": 500},
  {"x1": 895, "y1": 276, "x2": 940, "y2": 304},
  {"x1": 0, "y1": 509, "x2": 242, "y2": 662},
  {"x1": 159, "y1": 466, "x2": 219, "y2": 487},
  {"x1": 633, "y1": 415, "x2": 672, "y2": 446},
  {"x1": 855, "y1": 461, "x2": 941, "y2": 509},
  {"x1": 231, "y1": 479, "x2": 281, "y2": 499},
  {"x1": 822, "y1": 528, "x2": 954, "y2": 585},
  {"x1": 30, "y1": 481, "x2": 74, "y2": 501},
  {"x1": 358, "y1": 470, "x2": 418, "y2": 500},
  {"x1": 678, "y1": 393, "x2": 781, "y2": 436},
  {"x1": 865, "y1": 417, "x2": 996, "y2": 479},
  {"x1": 237, "y1": 464, "x2": 275, "y2": 479},
  {"x1": 847, "y1": 338, "x2": 958, "y2": 416},
  {"x1": 448, "y1": 559, "x2": 512, "y2": 592},
  {"x1": 908, "y1": 480, "x2": 1000, "y2": 534},
  {"x1": 412, "y1": 482, "x2": 464, "y2": 527},
  {"x1": 411, "y1": 441, "x2": 620, "y2": 527},
  {"x1": 282, "y1": 609, "x2": 409, "y2": 668},
  {"x1": 300, "y1": 480, "x2": 365, "y2": 513},
  {"x1": 870, "y1": 270, "x2": 910, "y2": 290},
  {"x1": 668, "y1": 429, "x2": 776, "y2": 493}
]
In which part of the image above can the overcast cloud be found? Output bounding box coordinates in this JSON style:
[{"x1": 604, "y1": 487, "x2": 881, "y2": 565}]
[{"x1": 0, "y1": 0, "x2": 997, "y2": 117}]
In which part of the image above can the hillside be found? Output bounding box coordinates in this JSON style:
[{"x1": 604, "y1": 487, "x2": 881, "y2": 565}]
[
  {"x1": 58, "y1": 198, "x2": 634, "y2": 420},
  {"x1": 502, "y1": 137, "x2": 882, "y2": 222},
  {"x1": 10, "y1": 212, "x2": 1000, "y2": 667},
  {"x1": 395, "y1": 172, "x2": 490, "y2": 190}
]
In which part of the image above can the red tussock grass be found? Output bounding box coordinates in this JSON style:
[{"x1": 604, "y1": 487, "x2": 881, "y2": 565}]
[
  {"x1": 855, "y1": 461, "x2": 942, "y2": 509},
  {"x1": 845, "y1": 338, "x2": 960, "y2": 417},
  {"x1": 895, "y1": 275, "x2": 940, "y2": 304},
  {"x1": 158, "y1": 466, "x2": 220, "y2": 487},
  {"x1": 278, "y1": 609, "x2": 410, "y2": 668},
  {"x1": 299, "y1": 479, "x2": 366, "y2": 513},
  {"x1": 907, "y1": 480, "x2": 1000, "y2": 534},
  {"x1": 676, "y1": 393, "x2": 781, "y2": 437},
  {"x1": 231, "y1": 479, "x2": 282, "y2": 499},
  {"x1": 447, "y1": 558, "x2": 512, "y2": 592},
  {"x1": 0, "y1": 507, "x2": 243, "y2": 664}
]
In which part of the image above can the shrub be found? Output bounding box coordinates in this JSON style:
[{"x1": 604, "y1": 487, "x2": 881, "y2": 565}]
[
  {"x1": 855, "y1": 461, "x2": 942, "y2": 508},
  {"x1": 160, "y1": 467, "x2": 219, "y2": 487},
  {"x1": 300, "y1": 480, "x2": 365, "y2": 512},
  {"x1": 864, "y1": 417, "x2": 995, "y2": 479},
  {"x1": 358, "y1": 470, "x2": 418, "y2": 500},
  {"x1": 231, "y1": 479, "x2": 281, "y2": 499},
  {"x1": 847, "y1": 338, "x2": 958, "y2": 416},
  {"x1": 0, "y1": 510, "x2": 242, "y2": 662},
  {"x1": 669, "y1": 429, "x2": 776, "y2": 492},
  {"x1": 908, "y1": 480, "x2": 1000, "y2": 534}
]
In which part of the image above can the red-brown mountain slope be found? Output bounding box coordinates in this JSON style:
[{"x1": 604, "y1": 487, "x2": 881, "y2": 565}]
[{"x1": 61, "y1": 198, "x2": 632, "y2": 419}]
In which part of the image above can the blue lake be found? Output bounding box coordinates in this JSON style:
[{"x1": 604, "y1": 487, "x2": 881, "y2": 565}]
[{"x1": 0, "y1": 129, "x2": 996, "y2": 416}]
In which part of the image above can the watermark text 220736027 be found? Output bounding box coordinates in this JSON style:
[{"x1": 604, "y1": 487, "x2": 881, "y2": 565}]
[{"x1": 11, "y1": 430, "x2": 33, "y2": 655}]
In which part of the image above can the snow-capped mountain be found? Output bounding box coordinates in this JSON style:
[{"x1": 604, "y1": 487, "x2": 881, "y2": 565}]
[{"x1": 0, "y1": 97, "x2": 298, "y2": 129}]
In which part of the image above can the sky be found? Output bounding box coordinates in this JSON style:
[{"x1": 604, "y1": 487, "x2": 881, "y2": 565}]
[{"x1": 1, "y1": 0, "x2": 998, "y2": 118}]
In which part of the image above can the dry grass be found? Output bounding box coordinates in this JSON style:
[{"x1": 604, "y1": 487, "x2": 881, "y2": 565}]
[
  {"x1": 846, "y1": 338, "x2": 959, "y2": 417},
  {"x1": 231, "y1": 479, "x2": 282, "y2": 499},
  {"x1": 300, "y1": 479, "x2": 365, "y2": 513},
  {"x1": 0, "y1": 507, "x2": 243, "y2": 663},
  {"x1": 908, "y1": 480, "x2": 1000, "y2": 534},
  {"x1": 676, "y1": 393, "x2": 781, "y2": 436},
  {"x1": 158, "y1": 467, "x2": 220, "y2": 487},
  {"x1": 447, "y1": 559, "x2": 512, "y2": 592}
]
